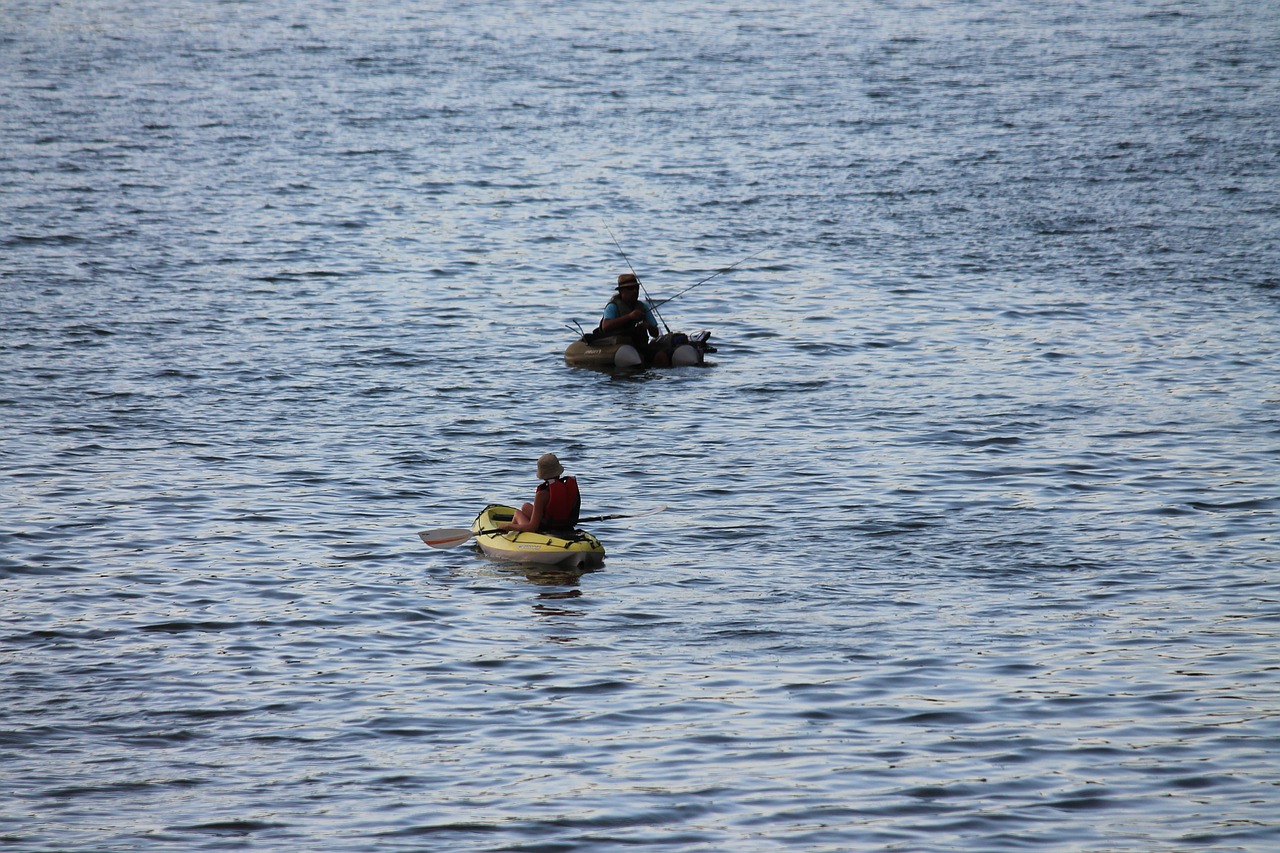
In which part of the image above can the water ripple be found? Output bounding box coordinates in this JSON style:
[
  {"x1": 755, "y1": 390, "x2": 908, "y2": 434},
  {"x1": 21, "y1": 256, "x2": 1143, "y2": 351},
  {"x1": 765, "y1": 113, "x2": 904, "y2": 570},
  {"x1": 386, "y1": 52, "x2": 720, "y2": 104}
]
[{"x1": 3, "y1": 0, "x2": 1279, "y2": 851}]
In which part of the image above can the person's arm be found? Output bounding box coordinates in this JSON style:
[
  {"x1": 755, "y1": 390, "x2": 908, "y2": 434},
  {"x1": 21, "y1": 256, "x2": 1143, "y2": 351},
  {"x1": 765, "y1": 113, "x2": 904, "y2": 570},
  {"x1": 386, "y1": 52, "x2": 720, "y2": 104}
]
[
  {"x1": 642, "y1": 304, "x2": 660, "y2": 337},
  {"x1": 505, "y1": 489, "x2": 548, "y2": 532},
  {"x1": 600, "y1": 302, "x2": 646, "y2": 334},
  {"x1": 522, "y1": 490, "x2": 547, "y2": 531}
]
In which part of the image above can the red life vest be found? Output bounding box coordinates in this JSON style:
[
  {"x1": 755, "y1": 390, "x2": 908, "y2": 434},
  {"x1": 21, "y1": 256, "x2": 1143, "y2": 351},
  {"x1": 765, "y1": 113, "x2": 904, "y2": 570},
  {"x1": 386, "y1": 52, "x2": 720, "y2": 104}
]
[{"x1": 537, "y1": 476, "x2": 581, "y2": 531}]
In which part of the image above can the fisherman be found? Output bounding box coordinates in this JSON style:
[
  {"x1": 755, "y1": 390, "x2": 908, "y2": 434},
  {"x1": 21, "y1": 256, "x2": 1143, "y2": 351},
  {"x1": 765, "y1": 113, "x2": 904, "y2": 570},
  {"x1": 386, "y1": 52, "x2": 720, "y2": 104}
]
[
  {"x1": 597, "y1": 273, "x2": 672, "y2": 367},
  {"x1": 499, "y1": 453, "x2": 581, "y2": 534}
]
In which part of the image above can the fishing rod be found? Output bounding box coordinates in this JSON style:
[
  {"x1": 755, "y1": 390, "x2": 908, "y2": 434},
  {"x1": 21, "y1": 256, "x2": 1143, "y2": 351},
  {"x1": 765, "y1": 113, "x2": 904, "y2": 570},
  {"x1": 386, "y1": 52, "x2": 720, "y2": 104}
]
[
  {"x1": 651, "y1": 247, "x2": 769, "y2": 310},
  {"x1": 605, "y1": 225, "x2": 672, "y2": 335}
]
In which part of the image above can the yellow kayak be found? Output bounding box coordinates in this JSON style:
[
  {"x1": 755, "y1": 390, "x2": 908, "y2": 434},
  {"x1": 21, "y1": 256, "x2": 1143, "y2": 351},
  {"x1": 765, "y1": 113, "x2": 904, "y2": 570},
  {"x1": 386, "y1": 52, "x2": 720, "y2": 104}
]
[{"x1": 471, "y1": 504, "x2": 605, "y2": 568}]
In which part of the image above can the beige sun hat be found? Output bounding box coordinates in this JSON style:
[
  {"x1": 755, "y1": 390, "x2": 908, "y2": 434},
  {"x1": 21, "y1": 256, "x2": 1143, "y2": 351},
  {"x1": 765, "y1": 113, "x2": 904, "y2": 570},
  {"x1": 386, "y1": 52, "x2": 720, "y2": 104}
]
[{"x1": 536, "y1": 452, "x2": 564, "y2": 480}]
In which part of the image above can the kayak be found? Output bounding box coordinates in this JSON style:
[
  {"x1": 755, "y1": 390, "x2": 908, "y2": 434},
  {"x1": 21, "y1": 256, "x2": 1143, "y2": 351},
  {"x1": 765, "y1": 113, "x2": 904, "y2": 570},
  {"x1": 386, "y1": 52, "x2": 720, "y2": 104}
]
[
  {"x1": 564, "y1": 330, "x2": 715, "y2": 369},
  {"x1": 471, "y1": 504, "x2": 605, "y2": 569}
]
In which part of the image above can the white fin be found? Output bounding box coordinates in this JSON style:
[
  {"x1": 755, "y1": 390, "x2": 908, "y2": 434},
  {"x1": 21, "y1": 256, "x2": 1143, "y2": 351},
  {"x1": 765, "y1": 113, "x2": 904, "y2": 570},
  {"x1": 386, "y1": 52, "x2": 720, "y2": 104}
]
[
  {"x1": 671, "y1": 344, "x2": 700, "y2": 366},
  {"x1": 614, "y1": 344, "x2": 642, "y2": 368}
]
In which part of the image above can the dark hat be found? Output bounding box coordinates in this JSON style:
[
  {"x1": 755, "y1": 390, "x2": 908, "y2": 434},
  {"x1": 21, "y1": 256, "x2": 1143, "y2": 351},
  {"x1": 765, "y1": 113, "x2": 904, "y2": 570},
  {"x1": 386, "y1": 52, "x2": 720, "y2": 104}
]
[{"x1": 616, "y1": 273, "x2": 639, "y2": 289}]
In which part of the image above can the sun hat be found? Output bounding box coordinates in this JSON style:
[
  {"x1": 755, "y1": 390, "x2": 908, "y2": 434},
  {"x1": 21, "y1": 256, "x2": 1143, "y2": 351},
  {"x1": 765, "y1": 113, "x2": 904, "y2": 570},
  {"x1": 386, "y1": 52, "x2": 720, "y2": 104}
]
[
  {"x1": 616, "y1": 273, "x2": 639, "y2": 289},
  {"x1": 537, "y1": 452, "x2": 564, "y2": 480}
]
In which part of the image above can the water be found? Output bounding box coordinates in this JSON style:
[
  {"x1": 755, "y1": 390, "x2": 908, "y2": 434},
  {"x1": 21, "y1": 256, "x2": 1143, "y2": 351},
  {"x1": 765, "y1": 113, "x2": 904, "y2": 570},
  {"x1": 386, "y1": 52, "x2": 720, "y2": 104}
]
[{"x1": 3, "y1": 1, "x2": 1278, "y2": 850}]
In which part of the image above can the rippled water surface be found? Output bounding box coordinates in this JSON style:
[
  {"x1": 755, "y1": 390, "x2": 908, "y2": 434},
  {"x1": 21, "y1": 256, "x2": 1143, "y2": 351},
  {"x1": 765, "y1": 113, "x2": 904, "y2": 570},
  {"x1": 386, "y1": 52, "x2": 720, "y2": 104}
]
[{"x1": 3, "y1": 1, "x2": 1279, "y2": 850}]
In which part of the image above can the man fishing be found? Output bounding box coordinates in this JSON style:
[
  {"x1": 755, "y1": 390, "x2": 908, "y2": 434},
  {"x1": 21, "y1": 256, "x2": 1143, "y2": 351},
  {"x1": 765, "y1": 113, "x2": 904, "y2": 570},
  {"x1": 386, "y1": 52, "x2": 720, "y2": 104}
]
[{"x1": 597, "y1": 273, "x2": 672, "y2": 367}]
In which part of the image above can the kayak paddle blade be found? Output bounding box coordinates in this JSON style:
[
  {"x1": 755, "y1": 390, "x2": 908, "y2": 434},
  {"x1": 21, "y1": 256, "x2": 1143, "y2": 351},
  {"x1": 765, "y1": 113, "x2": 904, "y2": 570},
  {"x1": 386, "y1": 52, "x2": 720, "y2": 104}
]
[{"x1": 418, "y1": 528, "x2": 475, "y2": 549}]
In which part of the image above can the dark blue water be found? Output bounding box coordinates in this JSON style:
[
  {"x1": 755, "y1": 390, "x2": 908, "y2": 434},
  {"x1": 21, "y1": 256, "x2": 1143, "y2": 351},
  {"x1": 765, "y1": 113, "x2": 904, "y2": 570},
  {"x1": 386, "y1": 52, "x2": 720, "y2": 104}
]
[{"x1": 3, "y1": 1, "x2": 1279, "y2": 850}]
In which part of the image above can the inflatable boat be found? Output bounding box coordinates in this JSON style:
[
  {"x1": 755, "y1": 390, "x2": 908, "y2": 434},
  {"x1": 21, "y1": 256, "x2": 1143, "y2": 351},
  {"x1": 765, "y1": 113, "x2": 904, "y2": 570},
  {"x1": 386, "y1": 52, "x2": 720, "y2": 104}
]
[{"x1": 563, "y1": 330, "x2": 715, "y2": 369}]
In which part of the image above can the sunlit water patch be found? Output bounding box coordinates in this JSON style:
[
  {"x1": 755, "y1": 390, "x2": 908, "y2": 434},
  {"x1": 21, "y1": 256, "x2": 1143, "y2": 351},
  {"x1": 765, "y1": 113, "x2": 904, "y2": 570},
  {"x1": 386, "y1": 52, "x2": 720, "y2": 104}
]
[{"x1": 2, "y1": 1, "x2": 1278, "y2": 850}]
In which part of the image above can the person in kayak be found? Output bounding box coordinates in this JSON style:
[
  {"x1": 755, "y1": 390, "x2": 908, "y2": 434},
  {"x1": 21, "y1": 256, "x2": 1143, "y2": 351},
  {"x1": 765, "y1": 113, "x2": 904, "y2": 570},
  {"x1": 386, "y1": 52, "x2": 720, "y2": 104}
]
[
  {"x1": 597, "y1": 273, "x2": 672, "y2": 367},
  {"x1": 499, "y1": 453, "x2": 581, "y2": 534}
]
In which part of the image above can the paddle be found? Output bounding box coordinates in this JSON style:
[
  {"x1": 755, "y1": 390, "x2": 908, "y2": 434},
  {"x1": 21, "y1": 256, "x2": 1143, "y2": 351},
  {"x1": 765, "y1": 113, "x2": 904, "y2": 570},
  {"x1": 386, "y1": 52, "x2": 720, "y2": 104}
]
[{"x1": 417, "y1": 505, "x2": 669, "y2": 550}]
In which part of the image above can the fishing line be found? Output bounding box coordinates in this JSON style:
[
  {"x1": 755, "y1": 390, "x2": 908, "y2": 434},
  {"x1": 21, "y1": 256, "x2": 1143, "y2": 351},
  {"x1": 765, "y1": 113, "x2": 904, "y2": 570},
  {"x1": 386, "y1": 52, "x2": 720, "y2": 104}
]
[{"x1": 605, "y1": 225, "x2": 672, "y2": 335}]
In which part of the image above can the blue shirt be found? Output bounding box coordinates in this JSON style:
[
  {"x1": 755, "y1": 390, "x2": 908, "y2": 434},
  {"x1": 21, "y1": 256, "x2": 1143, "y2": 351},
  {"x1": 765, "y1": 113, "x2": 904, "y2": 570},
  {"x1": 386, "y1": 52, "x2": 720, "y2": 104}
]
[{"x1": 603, "y1": 298, "x2": 659, "y2": 329}]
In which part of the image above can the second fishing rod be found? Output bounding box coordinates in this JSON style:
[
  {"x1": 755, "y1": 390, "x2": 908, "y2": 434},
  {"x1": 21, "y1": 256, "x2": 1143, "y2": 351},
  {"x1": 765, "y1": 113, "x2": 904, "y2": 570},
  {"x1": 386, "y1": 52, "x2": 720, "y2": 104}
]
[{"x1": 605, "y1": 226, "x2": 768, "y2": 318}]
